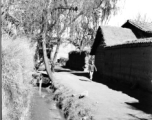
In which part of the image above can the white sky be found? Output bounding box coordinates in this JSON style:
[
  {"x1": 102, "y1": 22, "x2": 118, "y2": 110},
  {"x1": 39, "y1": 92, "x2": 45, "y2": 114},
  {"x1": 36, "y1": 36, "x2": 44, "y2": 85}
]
[{"x1": 107, "y1": 0, "x2": 152, "y2": 26}]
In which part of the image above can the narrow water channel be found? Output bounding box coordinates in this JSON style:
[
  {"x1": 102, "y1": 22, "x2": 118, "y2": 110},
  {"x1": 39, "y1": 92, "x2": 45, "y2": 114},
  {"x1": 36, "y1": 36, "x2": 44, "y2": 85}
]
[{"x1": 30, "y1": 87, "x2": 65, "y2": 120}]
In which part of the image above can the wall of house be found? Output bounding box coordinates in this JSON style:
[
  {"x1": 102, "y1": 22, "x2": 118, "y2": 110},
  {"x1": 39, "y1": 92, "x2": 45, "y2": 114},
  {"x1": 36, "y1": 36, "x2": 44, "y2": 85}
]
[{"x1": 95, "y1": 43, "x2": 152, "y2": 92}]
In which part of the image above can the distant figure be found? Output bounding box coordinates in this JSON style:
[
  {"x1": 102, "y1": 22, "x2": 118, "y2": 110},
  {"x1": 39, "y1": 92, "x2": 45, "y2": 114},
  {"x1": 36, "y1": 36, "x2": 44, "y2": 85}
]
[{"x1": 88, "y1": 60, "x2": 97, "y2": 80}]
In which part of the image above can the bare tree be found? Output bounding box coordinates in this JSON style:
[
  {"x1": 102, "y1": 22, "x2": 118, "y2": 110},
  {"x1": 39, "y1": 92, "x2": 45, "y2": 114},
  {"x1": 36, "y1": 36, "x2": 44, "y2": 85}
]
[{"x1": 135, "y1": 13, "x2": 150, "y2": 22}]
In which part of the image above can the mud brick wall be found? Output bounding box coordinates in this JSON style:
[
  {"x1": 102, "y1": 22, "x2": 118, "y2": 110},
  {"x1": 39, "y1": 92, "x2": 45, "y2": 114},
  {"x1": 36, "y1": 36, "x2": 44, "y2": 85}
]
[{"x1": 95, "y1": 43, "x2": 152, "y2": 92}]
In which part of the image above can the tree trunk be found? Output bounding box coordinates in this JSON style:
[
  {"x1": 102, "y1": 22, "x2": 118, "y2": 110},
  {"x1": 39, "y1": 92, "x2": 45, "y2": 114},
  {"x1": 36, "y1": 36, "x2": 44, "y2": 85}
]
[
  {"x1": 53, "y1": 39, "x2": 60, "y2": 63},
  {"x1": 50, "y1": 48, "x2": 52, "y2": 60},
  {"x1": 42, "y1": 34, "x2": 54, "y2": 83},
  {"x1": 41, "y1": 6, "x2": 54, "y2": 83}
]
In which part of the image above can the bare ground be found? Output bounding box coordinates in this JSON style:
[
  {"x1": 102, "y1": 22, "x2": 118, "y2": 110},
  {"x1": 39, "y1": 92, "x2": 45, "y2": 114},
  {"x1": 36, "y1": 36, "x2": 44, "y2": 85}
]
[{"x1": 51, "y1": 70, "x2": 152, "y2": 120}]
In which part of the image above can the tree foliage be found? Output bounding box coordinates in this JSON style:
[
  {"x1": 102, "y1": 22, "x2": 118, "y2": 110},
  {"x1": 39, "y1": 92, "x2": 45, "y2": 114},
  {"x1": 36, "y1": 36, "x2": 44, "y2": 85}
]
[
  {"x1": 2, "y1": 0, "x2": 119, "y2": 38},
  {"x1": 2, "y1": 0, "x2": 120, "y2": 81}
]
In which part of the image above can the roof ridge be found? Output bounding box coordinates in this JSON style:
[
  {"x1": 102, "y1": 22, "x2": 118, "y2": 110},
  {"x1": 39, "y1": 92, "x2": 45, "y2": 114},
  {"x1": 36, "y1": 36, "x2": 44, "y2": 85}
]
[{"x1": 128, "y1": 20, "x2": 152, "y2": 33}]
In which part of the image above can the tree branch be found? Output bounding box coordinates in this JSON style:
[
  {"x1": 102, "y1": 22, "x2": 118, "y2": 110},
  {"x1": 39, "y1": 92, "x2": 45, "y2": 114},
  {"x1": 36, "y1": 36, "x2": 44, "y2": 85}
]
[
  {"x1": 59, "y1": 11, "x2": 83, "y2": 36},
  {"x1": 52, "y1": 11, "x2": 83, "y2": 62}
]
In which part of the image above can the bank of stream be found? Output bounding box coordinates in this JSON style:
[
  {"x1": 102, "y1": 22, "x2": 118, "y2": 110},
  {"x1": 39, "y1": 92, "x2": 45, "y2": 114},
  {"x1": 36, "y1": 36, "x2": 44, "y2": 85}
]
[{"x1": 30, "y1": 87, "x2": 65, "y2": 120}]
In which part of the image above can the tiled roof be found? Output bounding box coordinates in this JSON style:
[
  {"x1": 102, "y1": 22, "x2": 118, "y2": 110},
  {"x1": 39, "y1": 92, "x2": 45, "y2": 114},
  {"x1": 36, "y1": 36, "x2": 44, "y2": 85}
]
[{"x1": 127, "y1": 20, "x2": 152, "y2": 33}]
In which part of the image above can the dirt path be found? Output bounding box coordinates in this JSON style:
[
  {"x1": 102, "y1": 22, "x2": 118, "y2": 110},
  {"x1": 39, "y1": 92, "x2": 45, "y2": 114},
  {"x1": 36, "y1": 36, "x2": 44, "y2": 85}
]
[
  {"x1": 30, "y1": 87, "x2": 64, "y2": 120},
  {"x1": 53, "y1": 72, "x2": 152, "y2": 120}
]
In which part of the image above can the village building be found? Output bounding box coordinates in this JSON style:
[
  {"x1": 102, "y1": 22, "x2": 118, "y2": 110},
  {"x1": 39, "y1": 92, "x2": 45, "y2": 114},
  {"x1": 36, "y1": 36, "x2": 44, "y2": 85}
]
[
  {"x1": 90, "y1": 24, "x2": 152, "y2": 92},
  {"x1": 122, "y1": 20, "x2": 152, "y2": 38}
]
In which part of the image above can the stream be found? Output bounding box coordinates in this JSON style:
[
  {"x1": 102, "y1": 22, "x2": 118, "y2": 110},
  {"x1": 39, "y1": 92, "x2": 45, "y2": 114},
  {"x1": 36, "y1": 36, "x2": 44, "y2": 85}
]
[{"x1": 30, "y1": 87, "x2": 64, "y2": 120}]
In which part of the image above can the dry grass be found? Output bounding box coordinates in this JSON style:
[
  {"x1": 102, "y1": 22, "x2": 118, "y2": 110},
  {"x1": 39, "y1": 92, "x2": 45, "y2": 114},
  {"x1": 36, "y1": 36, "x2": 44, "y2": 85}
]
[
  {"x1": 2, "y1": 35, "x2": 36, "y2": 120},
  {"x1": 53, "y1": 84, "x2": 94, "y2": 120}
]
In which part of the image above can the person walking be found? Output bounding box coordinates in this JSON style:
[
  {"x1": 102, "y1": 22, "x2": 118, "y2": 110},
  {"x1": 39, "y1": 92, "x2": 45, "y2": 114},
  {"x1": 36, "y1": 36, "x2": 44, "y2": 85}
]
[{"x1": 88, "y1": 60, "x2": 97, "y2": 80}]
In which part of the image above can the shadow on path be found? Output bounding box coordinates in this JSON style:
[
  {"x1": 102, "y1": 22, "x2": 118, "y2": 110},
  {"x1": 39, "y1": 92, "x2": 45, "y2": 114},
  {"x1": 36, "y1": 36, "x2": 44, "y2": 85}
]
[
  {"x1": 55, "y1": 66, "x2": 90, "y2": 79},
  {"x1": 127, "y1": 113, "x2": 150, "y2": 120},
  {"x1": 55, "y1": 69, "x2": 71, "y2": 72},
  {"x1": 92, "y1": 72, "x2": 152, "y2": 114},
  {"x1": 71, "y1": 72, "x2": 90, "y2": 79}
]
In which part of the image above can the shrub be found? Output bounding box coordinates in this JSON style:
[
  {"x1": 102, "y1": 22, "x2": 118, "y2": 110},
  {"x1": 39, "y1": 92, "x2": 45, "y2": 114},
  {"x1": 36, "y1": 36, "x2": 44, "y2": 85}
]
[{"x1": 2, "y1": 35, "x2": 36, "y2": 120}]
